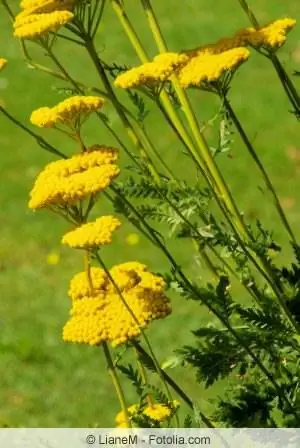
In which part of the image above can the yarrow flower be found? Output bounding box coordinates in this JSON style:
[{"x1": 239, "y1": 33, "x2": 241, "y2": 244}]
[
  {"x1": 0, "y1": 59, "x2": 7, "y2": 71},
  {"x1": 143, "y1": 401, "x2": 180, "y2": 422},
  {"x1": 13, "y1": 11, "x2": 74, "y2": 38},
  {"x1": 115, "y1": 401, "x2": 179, "y2": 427},
  {"x1": 179, "y1": 47, "x2": 250, "y2": 89},
  {"x1": 63, "y1": 262, "x2": 171, "y2": 347},
  {"x1": 114, "y1": 52, "x2": 189, "y2": 89},
  {"x1": 62, "y1": 216, "x2": 121, "y2": 249},
  {"x1": 30, "y1": 96, "x2": 106, "y2": 128},
  {"x1": 28, "y1": 146, "x2": 119, "y2": 209}
]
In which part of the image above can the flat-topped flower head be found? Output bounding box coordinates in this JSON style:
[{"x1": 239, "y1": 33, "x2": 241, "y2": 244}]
[
  {"x1": 13, "y1": 10, "x2": 73, "y2": 39},
  {"x1": 179, "y1": 47, "x2": 250, "y2": 89},
  {"x1": 143, "y1": 401, "x2": 180, "y2": 422},
  {"x1": 114, "y1": 52, "x2": 189, "y2": 89},
  {"x1": 30, "y1": 96, "x2": 105, "y2": 128},
  {"x1": 62, "y1": 216, "x2": 121, "y2": 249},
  {"x1": 0, "y1": 59, "x2": 7, "y2": 72},
  {"x1": 28, "y1": 149, "x2": 119, "y2": 209}
]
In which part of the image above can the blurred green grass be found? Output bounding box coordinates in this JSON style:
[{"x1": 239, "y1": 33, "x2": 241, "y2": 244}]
[{"x1": 1, "y1": 0, "x2": 300, "y2": 427}]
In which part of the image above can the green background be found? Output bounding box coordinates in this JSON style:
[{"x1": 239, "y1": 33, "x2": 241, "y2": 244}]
[{"x1": 1, "y1": 0, "x2": 300, "y2": 427}]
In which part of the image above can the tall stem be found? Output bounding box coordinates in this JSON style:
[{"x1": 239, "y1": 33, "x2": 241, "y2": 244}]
[
  {"x1": 102, "y1": 342, "x2": 132, "y2": 428},
  {"x1": 237, "y1": 0, "x2": 300, "y2": 112},
  {"x1": 83, "y1": 250, "x2": 131, "y2": 427},
  {"x1": 94, "y1": 252, "x2": 179, "y2": 425},
  {"x1": 83, "y1": 36, "x2": 162, "y2": 183},
  {"x1": 222, "y1": 95, "x2": 297, "y2": 245},
  {"x1": 138, "y1": 0, "x2": 299, "y2": 328}
]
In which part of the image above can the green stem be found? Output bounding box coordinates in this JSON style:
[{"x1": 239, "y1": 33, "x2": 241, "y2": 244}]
[
  {"x1": 102, "y1": 342, "x2": 132, "y2": 428},
  {"x1": 222, "y1": 95, "x2": 297, "y2": 245},
  {"x1": 237, "y1": 0, "x2": 300, "y2": 112},
  {"x1": 94, "y1": 252, "x2": 179, "y2": 425},
  {"x1": 0, "y1": 106, "x2": 67, "y2": 159},
  {"x1": 83, "y1": 35, "x2": 162, "y2": 184}
]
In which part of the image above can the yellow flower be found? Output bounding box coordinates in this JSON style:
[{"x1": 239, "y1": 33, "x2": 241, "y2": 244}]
[
  {"x1": 114, "y1": 52, "x2": 189, "y2": 89},
  {"x1": 179, "y1": 47, "x2": 250, "y2": 89},
  {"x1": 30, "y1": 96, "x2": 105, "y2": 128},
  {"x1": 115, "y1": 405, "x2": 139, "y2": 428},
  {"x1": 0, "y1": 59, "x2": 7, "y2": 72},
  {"x1": 143, "y1": 401, "x2": 180, "y2": 422},
  {"x1": 13, "y1": 11, "x2": 74, "y2": 39},
  {"x1": 63, "y1": 262, "x2": 171, "y2": 347},
  {"x1": 46, "y1": 251, "x2": 60, "y2": 265},
  {"x1": 28, "y1": 148, "x2": 119, "y2": 209},
  {"x1": 125, "y1": 232, "x2": 140, "y2": 246},
  {"x1": 62, "y1": 216, "x2": 121, "y2": 249}
]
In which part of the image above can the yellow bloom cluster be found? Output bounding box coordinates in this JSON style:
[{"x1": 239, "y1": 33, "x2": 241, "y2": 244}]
[
  {"x1": 63, "y1": 262, "x2": 171, "y2": 347},
  {"x1": 115, "y1": 401, "x2": 179, "y2": 427},
  {"x1": 114, "y1": 52, "x2": 189, "y2": 89},
  {"x1": 0, "y1": 59, "x2": 7, "y2": 72},
  {"x1": 14, "y1": 10, "x2": 74, "y2": 38},
  {"x1": 28, "y1": 146, "x2": 120, "y2": 209},
  {"x1": 30, "y1": 96, "x2": 105, "y2": 128},
  {"x1": 14, "y1": 0, "x2": 74, "y2": 39},
  {"x1": 179, "y1": 47, "x2": 250, "y2": 88},
  {"x1": 62, "y1": 216, "x2": 121, "y2": 249}
]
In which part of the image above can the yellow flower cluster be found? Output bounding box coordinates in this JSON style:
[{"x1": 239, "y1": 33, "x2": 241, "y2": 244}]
[
  {"x1": 0, "y1": 59, "x2": 7, "y2": 72},
  {"x1": 30, "y1": 96, "x2": 105, "y2": 128},
  {"x1": 114, "y1": 52, "x2": 189, "y2": 89},
  {"x1": 179, "y1": 47, "x2": 250, "y2": 88},
  {"x1": 28, "y1": 146, "x2": 120, "y2": 209},
  {"x1": 14, "y1": 10, "x2": 74, "y2": 39},
  {"x1": 62, "y1": 216, "x2": 121, "y2": 249},
  {"x1": 115, "y1": 401, "x2": 179, "y2": 427},
  {"x1": 14, "y1": 0, "x2": 74, "y2": 39},
  {"x1": 63, "y1": 262, "x2": 171, "y2": 347}
]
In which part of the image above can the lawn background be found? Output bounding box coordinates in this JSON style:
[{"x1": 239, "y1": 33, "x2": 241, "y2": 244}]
[{"x1": 1, "y1": 0, "x2": 300, "y2": 427}]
